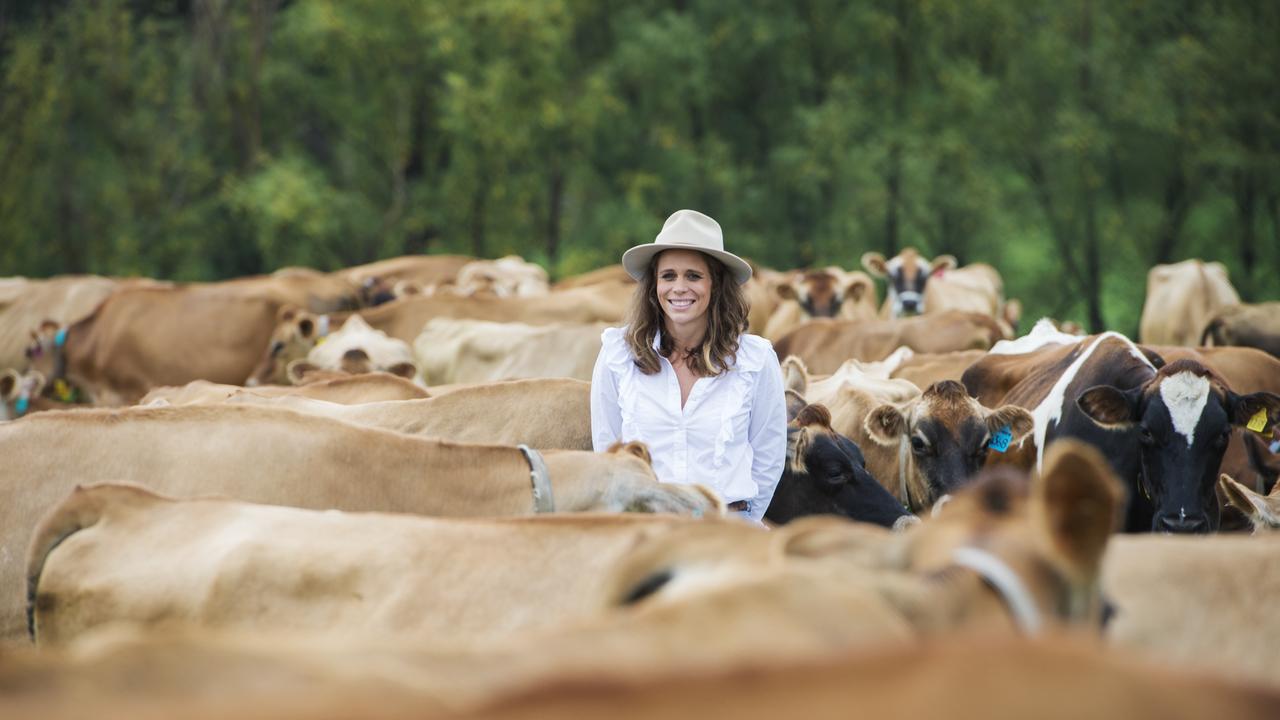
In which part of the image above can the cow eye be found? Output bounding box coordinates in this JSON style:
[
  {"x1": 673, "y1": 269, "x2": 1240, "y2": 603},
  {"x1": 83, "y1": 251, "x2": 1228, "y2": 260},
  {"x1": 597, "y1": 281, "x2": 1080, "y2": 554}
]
[
  {"x1": 910, "y1": 436, "x2": 929, "y2": 454},
  {"x1": 1215, "y1": 428, "x2": 1231, "y2": 448},
  {"x1": 1138, "y1": 426, "x2": 1155, "y2": 446}
]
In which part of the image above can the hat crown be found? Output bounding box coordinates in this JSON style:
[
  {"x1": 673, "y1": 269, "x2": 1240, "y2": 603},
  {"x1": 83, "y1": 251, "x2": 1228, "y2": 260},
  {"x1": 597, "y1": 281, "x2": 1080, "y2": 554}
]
[
  {"x1": 620, "y1": 208, "x2": 752, "y2": 285},
  {"x1": 655, "y1": 209, "x2": 724, "y2": 251}
]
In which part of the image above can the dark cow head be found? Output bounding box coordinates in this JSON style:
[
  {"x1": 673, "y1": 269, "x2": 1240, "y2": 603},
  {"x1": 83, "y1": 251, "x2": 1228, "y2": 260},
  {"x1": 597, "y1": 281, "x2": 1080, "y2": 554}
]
[
  {"x1": 766, "y1": 395, "x2": 915, "y2": 528},
  {"x1": 864, "y1": 380, "x2": 1034, "y2": 510},
  {"x1": 861, "y1": 248, "x2": 956, "y2": 317},
  {"x1": 774, "y1": 269, "x2": 874, "y2": 320},
  {"x1": 1077, "y1": 359, "x2": 1280, "y2": 533}
]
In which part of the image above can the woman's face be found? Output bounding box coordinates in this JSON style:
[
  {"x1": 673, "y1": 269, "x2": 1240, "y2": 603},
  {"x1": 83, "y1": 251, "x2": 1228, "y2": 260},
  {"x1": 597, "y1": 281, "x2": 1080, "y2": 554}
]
[{"x1": 655, "y1": 249, "x2": 713, "y2": 332}]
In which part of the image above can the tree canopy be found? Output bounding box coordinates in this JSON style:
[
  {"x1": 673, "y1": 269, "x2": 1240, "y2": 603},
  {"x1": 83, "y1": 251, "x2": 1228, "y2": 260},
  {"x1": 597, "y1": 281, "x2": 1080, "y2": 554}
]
[{"x1": 2, "y1": 0, "x2": 1277, "y2": 333}]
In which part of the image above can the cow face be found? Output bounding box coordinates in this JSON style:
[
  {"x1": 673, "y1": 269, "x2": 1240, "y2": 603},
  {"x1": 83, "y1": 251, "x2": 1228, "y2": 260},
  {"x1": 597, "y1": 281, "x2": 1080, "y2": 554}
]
[
  {"x1": 768, "y1": 401, "x2": 914, "y2": 528},
  {"x1": 862, "y1": 248, "x2": 956, "y2": 317},
  {"x1": 1077, "y1": 360, "x2": 1280, "y2": 533},
  {"x1": 245, "y1": 308, "x2": 326, "y2": 386},
  {"x1": 865, "y1": 381, "x2": 1034, "y2": 509},
  {"x1": 774, "y1": 269, "x2": 872, "y2": 320}
]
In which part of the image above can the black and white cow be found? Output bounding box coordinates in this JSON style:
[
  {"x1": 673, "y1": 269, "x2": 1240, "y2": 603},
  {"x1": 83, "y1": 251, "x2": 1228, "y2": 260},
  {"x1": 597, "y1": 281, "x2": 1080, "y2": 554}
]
[
  {"x1": 963, "y1": 333, "x2": 1280, "y2": 533},
  {"x1": 1077, "y1": 358, "x2": 1280, "y2": 533}
]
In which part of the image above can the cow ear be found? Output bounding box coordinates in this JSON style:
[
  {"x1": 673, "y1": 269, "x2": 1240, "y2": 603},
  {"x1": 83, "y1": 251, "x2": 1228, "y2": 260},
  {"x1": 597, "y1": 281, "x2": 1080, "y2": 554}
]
[
  {"x1": 1031, "y1": 440, "x2": 1124, "y2": 582},
  {"x1": 844, "y1": 275, "x2": 873, "y2": 303},
  {"x1": 784, "y1": 389, "x2": 808, "y2": 422},
  {"x1": 864, "y1": 404, "x2": 906, "y2": 446},
  {"x1": 1077, "y1": 385, "x2": 1139, "y2": 428},
  {"x1": 794, "y1": 403, "x2": 832, "y2": 429},
  {"x1": 286, "y1": 360, "x2": 321, "y2": 385},
  {"x1": 608, "y1": 440, "x2": 653, "y2": 466},
  {"x1": 1228, "y1": 391, "x2": 1280, "y2": 429},
  {"x1": 987, "y1": 405, "x2": 1035, "y2": 443},
  {"x1": 929, "y1": 255, "x2": 958, "y2": 274},
  {"x1": 385, "y1": 362, "x2": 417, "y2": 380},
  {"x1": 1218, "y1": 474, "x2": 1280, "y2": 531},
  {"x1": 774, "y1": 283, "x2": 799, "y2": 301},
  {"x1": 780, "y1": 356, "x2": 809, "y2": 396},
  {"x1": 861, "y1": 252, "x2": 888, "y2": 277},
  {"x1": 0, "y1": 369, "x2": 17, "y2": 400}
]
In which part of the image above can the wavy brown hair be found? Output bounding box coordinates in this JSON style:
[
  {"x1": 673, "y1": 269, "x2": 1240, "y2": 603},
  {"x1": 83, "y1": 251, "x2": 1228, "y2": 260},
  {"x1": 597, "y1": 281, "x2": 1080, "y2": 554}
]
[{"x1": 625, "y1": 251, "x2": 750, "y2": 377}]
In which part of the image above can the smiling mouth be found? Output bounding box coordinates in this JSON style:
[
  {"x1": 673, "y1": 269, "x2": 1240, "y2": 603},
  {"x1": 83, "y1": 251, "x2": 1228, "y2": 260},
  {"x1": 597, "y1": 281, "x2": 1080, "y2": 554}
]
[{"x1": 667, "y1": 298, "x2": 696, "y2": 309}]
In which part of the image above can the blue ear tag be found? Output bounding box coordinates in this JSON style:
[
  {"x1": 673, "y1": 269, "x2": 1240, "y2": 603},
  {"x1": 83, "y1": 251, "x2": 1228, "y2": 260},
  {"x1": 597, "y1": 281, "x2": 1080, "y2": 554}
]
[
  {"x1": 15, "y1": 396, "x2": 29, "y2": 415},
  {"x1": 54, "y1": 328, "x2": 67, "y2": 348},
  {"x1": 989, "y1": 426, "x2": 1013, "y2": 453}
]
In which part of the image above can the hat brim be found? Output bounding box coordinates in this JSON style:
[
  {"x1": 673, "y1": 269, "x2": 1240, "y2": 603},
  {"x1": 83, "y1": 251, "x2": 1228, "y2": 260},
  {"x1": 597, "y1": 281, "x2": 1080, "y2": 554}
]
[{"x1": 621, "y1": 244, "x2": 753, "y2": 285}]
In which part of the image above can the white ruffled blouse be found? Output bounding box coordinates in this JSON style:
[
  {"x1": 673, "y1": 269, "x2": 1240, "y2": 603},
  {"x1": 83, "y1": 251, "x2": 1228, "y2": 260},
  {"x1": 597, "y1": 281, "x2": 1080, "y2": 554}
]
[{"x1": 590, "y1": 326, "x2": 788, "y2": 521}]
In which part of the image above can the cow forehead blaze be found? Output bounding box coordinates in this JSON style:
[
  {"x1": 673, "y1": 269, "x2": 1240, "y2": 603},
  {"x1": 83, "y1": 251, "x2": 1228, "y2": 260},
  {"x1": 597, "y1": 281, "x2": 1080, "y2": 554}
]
[
  {"x1": 889, "y1": 248, "x2": 921, "y2": 281},
  {"x1": 1152, "y1": 370, "x2": 1218, "y2": 447}
]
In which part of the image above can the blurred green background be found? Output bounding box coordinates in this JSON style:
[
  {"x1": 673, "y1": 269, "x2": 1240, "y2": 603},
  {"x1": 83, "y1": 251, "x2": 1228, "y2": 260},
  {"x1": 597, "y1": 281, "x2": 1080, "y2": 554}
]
[{"x1": 2, "y1": 0, "x2": 1277, "y2": 334}]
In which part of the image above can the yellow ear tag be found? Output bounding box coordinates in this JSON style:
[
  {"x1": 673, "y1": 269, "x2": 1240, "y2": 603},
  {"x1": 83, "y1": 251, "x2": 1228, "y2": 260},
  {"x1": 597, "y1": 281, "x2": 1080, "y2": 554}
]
[
  {"x1": 53, "y1": 378, "x2": 73, "y2": 403},
  {"x1": 1247, "y1": 408, "x2": 1268, "y2": 433},
  {"x1": 314, "y1": 335, "x2": 327, "y2": 346}
]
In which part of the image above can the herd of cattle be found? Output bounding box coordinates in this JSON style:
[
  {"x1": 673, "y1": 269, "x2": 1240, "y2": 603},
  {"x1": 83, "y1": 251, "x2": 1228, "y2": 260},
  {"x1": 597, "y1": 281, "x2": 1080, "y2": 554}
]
[{"x1": 2, "y1": 251, "x2": 1280, "y2": 718}]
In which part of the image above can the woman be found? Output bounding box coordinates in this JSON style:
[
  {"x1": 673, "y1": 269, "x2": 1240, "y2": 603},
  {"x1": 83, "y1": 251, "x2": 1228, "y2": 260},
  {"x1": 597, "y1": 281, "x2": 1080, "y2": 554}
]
[{"x1": 590, "y1": 209, "x2": 787, "y2": 522}]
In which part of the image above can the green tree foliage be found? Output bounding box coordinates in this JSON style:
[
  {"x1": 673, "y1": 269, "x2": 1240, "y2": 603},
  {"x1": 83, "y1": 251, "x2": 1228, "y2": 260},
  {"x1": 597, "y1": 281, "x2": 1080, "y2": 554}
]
[{"x1": 2, "y1": 0, "x2": 1277, "y2": 333}]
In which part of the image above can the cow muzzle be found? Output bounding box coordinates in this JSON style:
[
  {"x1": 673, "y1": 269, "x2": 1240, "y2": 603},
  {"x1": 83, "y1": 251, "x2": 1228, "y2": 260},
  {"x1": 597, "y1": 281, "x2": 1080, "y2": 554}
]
[
  {"x1": 1152, "y1": 511, "x2": 1210, "y2": 534},
  {"x1": 897, "y1": 291, "x2": 923, "y2": 314}
]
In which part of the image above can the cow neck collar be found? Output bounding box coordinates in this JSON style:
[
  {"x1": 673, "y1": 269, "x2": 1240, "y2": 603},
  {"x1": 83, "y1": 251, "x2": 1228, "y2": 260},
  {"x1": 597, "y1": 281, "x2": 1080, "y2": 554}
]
[
  {"x1": 950, "y1": 546, "x2": 1042, "y2": 635},
  {"x1": 518, "y1": 444, "x2": 555, "y2": 513}
]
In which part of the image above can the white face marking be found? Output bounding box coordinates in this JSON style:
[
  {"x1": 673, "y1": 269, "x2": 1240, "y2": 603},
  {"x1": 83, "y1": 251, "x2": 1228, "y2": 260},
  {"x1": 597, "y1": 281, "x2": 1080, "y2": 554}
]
[
  {"x1": 1159, "y1": 372, "x2": 1212, "y2": 448},
  {"x1": 1030, "y1": 333, "x2": 1155, "y2": 473}
]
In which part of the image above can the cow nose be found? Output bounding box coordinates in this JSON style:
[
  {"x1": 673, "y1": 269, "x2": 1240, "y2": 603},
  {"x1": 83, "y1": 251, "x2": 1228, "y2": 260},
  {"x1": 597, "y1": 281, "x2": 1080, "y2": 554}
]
[
  {"x1": 1154, "y1": 514, "x2": 1209, "y2": 534},
  {"x1": 901, "y1": 298, "x2": 919, "y2": 312}
]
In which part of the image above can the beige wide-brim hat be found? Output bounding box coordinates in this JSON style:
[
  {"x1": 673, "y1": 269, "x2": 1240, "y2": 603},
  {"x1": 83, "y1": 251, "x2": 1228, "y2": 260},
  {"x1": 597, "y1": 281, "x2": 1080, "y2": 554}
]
[{"x1": 621, "y1": 209, "x2": 753, "y2": 285}]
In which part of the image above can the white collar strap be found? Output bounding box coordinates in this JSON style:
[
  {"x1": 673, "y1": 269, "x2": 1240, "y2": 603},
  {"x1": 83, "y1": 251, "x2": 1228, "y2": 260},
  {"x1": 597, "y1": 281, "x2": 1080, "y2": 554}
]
[
  {"x1": 518, "y1": 445, "x2": 555, "y2": 513},
  {"x1": 950, "y1": 546, "x2": 1043, "y2": 635}
]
